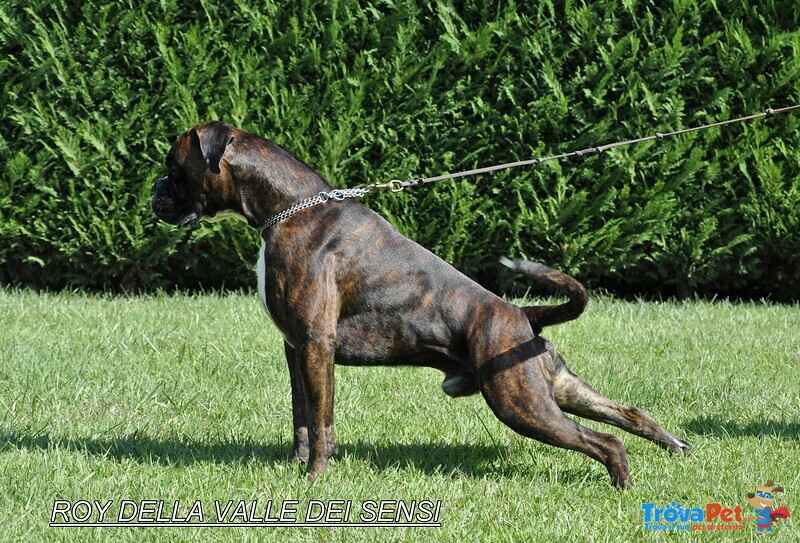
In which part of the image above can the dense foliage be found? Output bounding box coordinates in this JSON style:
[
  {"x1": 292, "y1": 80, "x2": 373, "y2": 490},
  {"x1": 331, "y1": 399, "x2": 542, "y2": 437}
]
[{"x1": 2, "y1": 0, "x2": 799, "y2": 299}]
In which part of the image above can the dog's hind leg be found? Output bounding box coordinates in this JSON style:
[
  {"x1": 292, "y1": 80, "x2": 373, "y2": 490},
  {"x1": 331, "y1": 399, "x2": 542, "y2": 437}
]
[
  {"x1": 552, "y1": 363, "x2": 691, "y2": 454},
  {"x1": 477, "y1": 337, "x2": 632, "y2": 487}
]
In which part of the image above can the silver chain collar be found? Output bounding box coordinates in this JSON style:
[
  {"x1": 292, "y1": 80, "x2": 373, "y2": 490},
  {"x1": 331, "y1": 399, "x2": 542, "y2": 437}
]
[{"x1": 260, "y1": 188, "x2": 371, "y2": 230}]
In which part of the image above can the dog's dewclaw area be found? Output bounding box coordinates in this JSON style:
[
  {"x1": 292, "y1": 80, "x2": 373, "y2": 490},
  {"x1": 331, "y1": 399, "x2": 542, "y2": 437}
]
[{"x1": 1, "y1": 289, "x2": 798, "y2": 542}]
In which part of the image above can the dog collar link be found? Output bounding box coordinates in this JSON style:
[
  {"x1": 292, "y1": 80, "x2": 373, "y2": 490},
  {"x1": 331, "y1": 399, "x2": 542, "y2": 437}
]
[{"x1": 261, "y1": 188, "x2": 370, "y2": 230}]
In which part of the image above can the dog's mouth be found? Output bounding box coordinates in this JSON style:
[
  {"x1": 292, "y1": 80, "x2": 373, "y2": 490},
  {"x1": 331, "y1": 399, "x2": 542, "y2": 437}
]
[
  {"x1": 151, "y1": 194, "x2": 200, "y2": 227},
  {"x1": 177, "y1": 212, "x2": 200, "y2": 227}
]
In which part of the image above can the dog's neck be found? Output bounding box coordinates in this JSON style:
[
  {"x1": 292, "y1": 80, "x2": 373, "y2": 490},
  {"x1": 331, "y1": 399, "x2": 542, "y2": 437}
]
[{"x1": 230, "y1": 137, "x2": 333, "y2": 228}]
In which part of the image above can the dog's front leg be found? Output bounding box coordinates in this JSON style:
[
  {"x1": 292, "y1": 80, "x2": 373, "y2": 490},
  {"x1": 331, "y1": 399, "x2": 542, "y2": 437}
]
[
  {"x1": 285, "y1": 341, "x2": 339, "y2": 464},
  {"x1": 296, "y1": 338, "x2": 336, "y2": 480},
  {"x1": 284, "y1": 342, "x2": 310, "y2": 463}
]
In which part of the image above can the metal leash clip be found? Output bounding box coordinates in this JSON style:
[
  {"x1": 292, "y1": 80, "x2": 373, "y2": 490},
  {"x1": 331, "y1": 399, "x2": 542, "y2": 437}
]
[{"x1": 371, "y1": 180, "x2": 405, "y2": 192}]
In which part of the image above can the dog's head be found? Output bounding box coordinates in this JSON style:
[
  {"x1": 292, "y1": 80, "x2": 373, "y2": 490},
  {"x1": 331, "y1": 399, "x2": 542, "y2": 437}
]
[{"x1": 151, "y1": 121, "x2": 250, "y2": 227}]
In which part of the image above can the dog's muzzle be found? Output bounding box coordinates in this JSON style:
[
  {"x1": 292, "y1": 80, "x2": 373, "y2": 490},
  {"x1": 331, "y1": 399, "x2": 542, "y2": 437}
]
[{"x1": 151, "y1": 176, "x2": 199, "y2": 226}]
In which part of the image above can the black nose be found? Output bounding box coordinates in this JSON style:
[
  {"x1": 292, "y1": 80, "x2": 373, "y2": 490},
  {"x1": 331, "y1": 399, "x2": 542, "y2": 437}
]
[{"x1": 154, "y1": 176, "x2": 168, "y2": 190}]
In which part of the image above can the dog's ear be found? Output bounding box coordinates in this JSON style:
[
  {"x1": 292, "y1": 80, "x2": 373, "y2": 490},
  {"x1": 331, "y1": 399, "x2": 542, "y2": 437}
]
[{"x1": 195, "y1": 122, "x2": 234, "y2": 174}]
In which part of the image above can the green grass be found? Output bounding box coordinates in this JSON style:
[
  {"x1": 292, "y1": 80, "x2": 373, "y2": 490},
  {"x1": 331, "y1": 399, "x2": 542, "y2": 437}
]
[{"x1": 1, "y1": 289, "x2": 798, "y2": 542}]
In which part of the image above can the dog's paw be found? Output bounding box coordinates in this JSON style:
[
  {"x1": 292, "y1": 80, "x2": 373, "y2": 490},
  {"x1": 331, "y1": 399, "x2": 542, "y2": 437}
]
[
  {"x1": 659, "y1": 434, "x2": 691, "y2": 455},
  {"x1": 669, "y1": 437, "x2": 692, "y2": 455},
  {"x1": 289, "y1": 446, "x2": 310, "y2": 464},
  {"x1": 328, "y1": 443, "x2": 339, "y2": 458},
  {"x1": 442, "y1": 373, "x2": 479, "y2": 397},
  {"x1": 307, "y1": 459, "x2": 330, "y2": 481}
]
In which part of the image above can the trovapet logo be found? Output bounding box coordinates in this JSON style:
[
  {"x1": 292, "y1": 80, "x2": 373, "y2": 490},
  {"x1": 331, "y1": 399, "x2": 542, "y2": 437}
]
[
  {"x1": 641, "y1": 501, "x2": 746, "y2": 533},
  {"x1": 642, "y1": 480, "x2": 791, "y2": 534}
]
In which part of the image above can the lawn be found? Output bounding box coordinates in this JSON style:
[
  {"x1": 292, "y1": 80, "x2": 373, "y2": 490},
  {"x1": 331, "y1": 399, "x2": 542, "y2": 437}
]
[{"x1": 1, "y1": 289, "x2": 798, "y2": 542}]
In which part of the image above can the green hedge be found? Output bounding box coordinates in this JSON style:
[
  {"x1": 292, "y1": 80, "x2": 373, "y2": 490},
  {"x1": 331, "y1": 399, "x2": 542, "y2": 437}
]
[{"x1": 2, "y1": 0, "x2": 799, "y2": 299}]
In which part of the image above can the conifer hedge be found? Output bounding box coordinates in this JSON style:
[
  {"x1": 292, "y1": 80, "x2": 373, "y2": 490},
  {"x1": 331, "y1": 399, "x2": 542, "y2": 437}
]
[{"x1": 2, "y1": 0, "x2": 799, "y2": 299}]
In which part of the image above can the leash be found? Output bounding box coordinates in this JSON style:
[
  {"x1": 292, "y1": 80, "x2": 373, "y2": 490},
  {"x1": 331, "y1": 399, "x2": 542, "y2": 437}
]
[
  {"x1": 370, "y1": 105, "x2": 800, "y2": 192},
  {"x1": 261, "y1": 105, "x2": 800, "y2": 229}
]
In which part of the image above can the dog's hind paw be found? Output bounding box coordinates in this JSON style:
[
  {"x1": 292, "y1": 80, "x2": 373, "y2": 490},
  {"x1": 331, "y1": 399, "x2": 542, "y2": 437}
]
[
  {"x1": 670, "y1": 437, "x2": 692, "y2": 455},
  {"x1": 660, "y1": 435, "x2": 692, "y2": 455}
]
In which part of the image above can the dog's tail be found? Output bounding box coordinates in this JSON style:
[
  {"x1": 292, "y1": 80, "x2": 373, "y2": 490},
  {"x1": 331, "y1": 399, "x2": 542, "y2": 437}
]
[{"x1": 499, "y1": 257, "x2": 588, "y2": 334}]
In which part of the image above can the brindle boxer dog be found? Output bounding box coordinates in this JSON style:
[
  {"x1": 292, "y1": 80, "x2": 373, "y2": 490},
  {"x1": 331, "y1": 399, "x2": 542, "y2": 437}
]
[{"x1": 151, "y1": 121, "x2": 690, "y2": 487}]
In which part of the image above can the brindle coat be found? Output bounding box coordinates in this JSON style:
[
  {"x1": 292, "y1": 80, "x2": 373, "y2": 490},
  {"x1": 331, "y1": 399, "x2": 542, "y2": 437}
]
[{"x1": 151, "y1": 121, "x2": 690, "y2": 487}]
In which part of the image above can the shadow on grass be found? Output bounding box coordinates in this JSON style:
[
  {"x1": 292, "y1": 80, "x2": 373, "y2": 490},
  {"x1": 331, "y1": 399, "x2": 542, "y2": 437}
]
[
  {"x1": 684, "y1": 417, "x2": 800, "y2": 439},
  {"x1": 0, "y1": 428, "x2": 598, "y2": 483},
  {"x1": 340, "y1": 441, "x2": 605, "y2": 485},
  {"x1": 0, "y1": 429, "x2": 288, "y2": 466}
]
